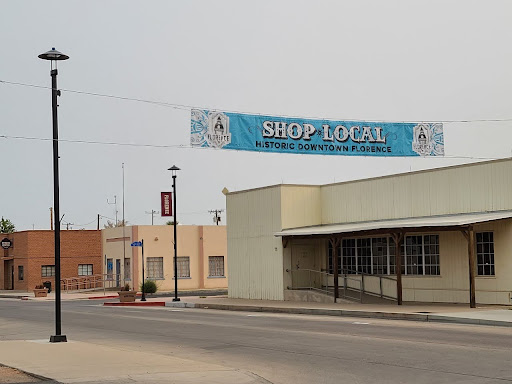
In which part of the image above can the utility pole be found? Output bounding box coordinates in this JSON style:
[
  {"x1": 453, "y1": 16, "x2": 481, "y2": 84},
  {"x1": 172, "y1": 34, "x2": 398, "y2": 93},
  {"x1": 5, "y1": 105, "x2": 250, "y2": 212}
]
[
  {"x1": 209, "y1": 209, "x2": 224, "y2": 225},
  {"x1": 122, "y1": 163, "x2": 126, "y2": 283},
  {"x1": 107, "y1": 195, "x2": 118, "y2": 225},
  {"x1": 145, "y1": 210, "x2": 160, "y2": 225},
  {"x1": 97, "y1": 214, "x2": 100, "y2": 230},
  {"x1": 50, "y1": 207, "x2": 53, "y2": 230}
]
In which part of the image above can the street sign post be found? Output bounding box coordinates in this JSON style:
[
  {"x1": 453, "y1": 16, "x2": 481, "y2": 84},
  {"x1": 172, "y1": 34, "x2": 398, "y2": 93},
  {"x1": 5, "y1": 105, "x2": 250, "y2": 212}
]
[{"x1": 130, "y1": 240, "x2": 146, "y2": 301}]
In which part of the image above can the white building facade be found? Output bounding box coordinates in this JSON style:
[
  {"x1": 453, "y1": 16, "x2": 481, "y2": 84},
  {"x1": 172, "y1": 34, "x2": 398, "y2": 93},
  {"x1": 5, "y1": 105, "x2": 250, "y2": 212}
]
[{"x1": 226, "y1": 159, "x2": 512, "y2": 306}]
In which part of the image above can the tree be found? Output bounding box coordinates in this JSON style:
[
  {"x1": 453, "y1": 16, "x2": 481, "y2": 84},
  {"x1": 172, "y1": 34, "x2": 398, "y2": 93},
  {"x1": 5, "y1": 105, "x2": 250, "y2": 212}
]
[
  {"x1": 0, "y1": 217, "x2": 15, "y2": 233},
  {"x1": 103, "y1": 219, "x2": 129, "y2": 229},
  {"x1": 165, "y1": 220, "x2": 178, "y2": 225}
]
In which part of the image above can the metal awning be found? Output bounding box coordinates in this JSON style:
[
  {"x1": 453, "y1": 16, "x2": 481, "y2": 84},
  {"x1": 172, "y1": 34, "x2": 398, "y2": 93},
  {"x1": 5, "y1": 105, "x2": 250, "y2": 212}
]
[{"x1": 275, "y1": 210, "x2": 512, "y2": 237}]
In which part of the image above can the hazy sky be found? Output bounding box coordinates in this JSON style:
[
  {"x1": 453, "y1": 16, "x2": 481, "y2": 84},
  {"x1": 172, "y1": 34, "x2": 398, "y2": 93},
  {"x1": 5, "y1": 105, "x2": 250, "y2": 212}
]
[{"x1": 1, "y1": 1, "x2": 511, "y2": 231}]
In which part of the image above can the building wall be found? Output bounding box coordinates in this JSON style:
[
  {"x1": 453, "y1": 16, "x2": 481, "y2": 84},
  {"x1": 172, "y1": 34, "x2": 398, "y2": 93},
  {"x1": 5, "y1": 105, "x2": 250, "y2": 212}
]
[
  {"x1": 287, "y1": 221, "x2": 512, "y2": 305},
  {"x1": 102, "y1": 225, "x2": 227, "y2": 292},
  {"x1": 228, "y1": 159, "x2": 512, "y2": 304},
  {"x1": 202, "y1": 226, "x2": 228, "y2": 289},
  {"x1": 227, "y1": 186, "x2": 284, "y2": 300},
  {"x1": 101, "y1": 226, "x2": 133, "y2": 288},
  {"x1": 1, "y1": 231, "x2": 29, "y2": 291},
  {"x1": 320, "y1": 159, "x2": 512, "y2": 225},
  {"x1": 1, "y1": 230, "x2": 101, "y2": 292},
  {"x1": 281, "y1": 185, "x2": 322, "y2": 230}
]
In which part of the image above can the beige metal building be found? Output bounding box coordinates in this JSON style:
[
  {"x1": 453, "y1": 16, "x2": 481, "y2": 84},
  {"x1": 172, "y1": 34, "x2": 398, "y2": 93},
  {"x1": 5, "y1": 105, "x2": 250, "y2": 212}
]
[
  {"x1": 102, "y1": 225, "x2": 227, "y2": 292},
  {"x1": 226, "y1": 158, "x2": 512, "y2": 306}
]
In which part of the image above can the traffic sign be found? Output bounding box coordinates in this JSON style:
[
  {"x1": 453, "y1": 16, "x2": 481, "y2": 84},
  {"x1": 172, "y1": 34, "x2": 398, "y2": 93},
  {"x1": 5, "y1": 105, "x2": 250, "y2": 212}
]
[{"x1": 130, "y1": 241, "x2": 142, "y2": 247}]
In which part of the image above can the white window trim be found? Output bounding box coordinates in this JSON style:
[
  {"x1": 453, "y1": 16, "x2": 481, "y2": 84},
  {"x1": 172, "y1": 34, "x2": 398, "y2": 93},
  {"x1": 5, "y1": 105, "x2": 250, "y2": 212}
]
[{"x1": 337, "y1": 234, "x2": 439, "y2": 276}]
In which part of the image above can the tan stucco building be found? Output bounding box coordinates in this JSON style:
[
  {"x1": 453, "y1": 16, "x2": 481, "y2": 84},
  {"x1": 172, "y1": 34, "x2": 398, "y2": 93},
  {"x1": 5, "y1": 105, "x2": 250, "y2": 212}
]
[
  {"x1": 226, "y1": 158, "x2": 512, "y2": 306},
  {"x1": 102, "y1": 225, "x2": 227, "y2": 292}
]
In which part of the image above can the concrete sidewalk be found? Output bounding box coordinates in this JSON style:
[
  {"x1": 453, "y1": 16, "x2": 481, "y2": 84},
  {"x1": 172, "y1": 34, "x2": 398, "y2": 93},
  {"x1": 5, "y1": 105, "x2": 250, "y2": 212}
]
[
  {"x1": 164, "y1": 296, "x2": 512, "y2": 327},
  {"x1": 3, "y1": 290, "x2": 512, "y2": 327},
  {"x1": 0, "y1": 289, "x2": 226, "y2": 301},
  {"x1": 0, "y1": 340, "x2": 267, "y2": 384}
]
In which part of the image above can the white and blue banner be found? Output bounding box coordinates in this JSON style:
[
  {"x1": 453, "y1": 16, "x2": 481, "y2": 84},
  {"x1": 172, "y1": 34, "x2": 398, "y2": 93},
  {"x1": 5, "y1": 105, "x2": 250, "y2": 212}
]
[{"x1": 190, "y1": 110, "x2": 444, "y2": 157}]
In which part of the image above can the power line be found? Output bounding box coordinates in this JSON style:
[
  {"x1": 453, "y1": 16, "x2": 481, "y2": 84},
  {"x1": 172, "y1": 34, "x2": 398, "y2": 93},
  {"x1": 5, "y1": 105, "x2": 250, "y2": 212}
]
[
  {"x1": 2, "y1": 78, "x2": 512, "y2": 123},
  {"x1": 0, "y1": 79, "x2": 190, "y2": 111},
  {"x1": 0, "y1": 134, "x2": 187, "y2": 149},
  {"x1": 0, "y1": 133, "x2": 504, "y2": 161}
]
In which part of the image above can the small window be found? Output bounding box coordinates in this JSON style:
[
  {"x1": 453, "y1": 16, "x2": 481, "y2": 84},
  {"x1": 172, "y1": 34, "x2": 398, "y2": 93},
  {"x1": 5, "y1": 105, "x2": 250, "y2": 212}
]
[
  {"x1": 342, "y1": 239, "x2": 357, "y2": 274},
  {"x1": 208, "y1": 256, "x2": 225, "y2": 277},
  {"x1": 42, "y1": 265, "x2": 55, "y2": 277},
  {"x1": 18, "y1": 266, "x2": 24, "y2": 281},
  {"x1": 176, "y1": 257, "x2": 190, "y2": 278},
  {"x1": 147, "y1": 257, "x2": 164, "y2": 279},
  {"x1": 78, "y1": 264, "x2": 93, "y2": 276},
  {"x1": 476, "y1": 232, "x2": 495, "y2": 276},
  {"x1": 106, "y1": 258, "x2": 113, "y2": 280}
]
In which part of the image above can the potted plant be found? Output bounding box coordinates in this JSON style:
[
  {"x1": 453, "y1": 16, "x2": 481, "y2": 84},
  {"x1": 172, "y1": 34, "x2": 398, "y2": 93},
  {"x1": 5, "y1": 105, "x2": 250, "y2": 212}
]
[
  {"x1": 33, "y1": 284, "x2": 48, "y2": 298},
  {"x1": 118, "y1": 283, "x2": 136, "y2": 303},
  {"x1": 140, "y1": 280, "x2": 158, "y2": 297}
]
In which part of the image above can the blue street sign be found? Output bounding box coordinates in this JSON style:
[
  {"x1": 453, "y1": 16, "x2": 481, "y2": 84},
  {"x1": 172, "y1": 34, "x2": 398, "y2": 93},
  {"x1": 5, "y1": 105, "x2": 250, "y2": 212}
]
[{"x1": 130, "y1": 241, "x2": 142, "y2": 247}]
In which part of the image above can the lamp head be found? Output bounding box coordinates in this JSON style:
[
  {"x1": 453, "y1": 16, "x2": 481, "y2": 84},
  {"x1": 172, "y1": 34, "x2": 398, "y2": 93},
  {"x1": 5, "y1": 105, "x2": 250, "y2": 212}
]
[
  {"x1": 168, "y1": 165, "x2": 180, "y2": 177},
  {"x1": 38, "y1": 48, "x2": 69, "y2": 61}
]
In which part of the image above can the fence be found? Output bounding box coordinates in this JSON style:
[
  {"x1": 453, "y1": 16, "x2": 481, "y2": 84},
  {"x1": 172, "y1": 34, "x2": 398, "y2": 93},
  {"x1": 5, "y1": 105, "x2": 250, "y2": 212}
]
[
  {"x1": 60, "y1": 273, "x2": 125, "y2": 293},
  {"x1": 288, "y1": 267, "x2": 397, "y2": 303}
]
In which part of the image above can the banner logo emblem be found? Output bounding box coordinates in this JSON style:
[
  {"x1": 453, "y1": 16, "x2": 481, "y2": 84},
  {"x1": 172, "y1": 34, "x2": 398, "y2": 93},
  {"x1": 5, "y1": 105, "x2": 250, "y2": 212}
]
[
  {"x1": 412, "y1": 123, "x2": 444, "y2": 156},
  {"x1": 206, "y1": 112, "x2": 231, "y2": 148}
]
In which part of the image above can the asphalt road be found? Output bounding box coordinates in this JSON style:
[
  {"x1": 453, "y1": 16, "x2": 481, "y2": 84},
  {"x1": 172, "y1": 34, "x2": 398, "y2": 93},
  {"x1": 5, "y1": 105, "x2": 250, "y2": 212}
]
[{"x1": 1, "y1": 298, "x2": 511, "y2": 384}]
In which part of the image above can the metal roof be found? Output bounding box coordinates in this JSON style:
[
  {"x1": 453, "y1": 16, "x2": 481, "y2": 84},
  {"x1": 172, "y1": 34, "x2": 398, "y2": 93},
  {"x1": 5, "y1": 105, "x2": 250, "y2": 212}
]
[{"x1": 275, "y1": 210, "x2": 512, "y2": 237}]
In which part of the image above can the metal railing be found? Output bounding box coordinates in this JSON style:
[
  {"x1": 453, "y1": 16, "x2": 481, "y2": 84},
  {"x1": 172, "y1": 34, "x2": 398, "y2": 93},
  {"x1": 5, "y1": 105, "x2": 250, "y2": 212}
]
[
  {"x1": 287, "y1": 268, "x2": 363, "y2": 302},
  {"x1": 60, "y1": 273, "x2": 126, "y2": 293},
  {"x1": 340, "y1": 267, "x2": 397, "y2": 302},
  {"x1": 287, "y1": 267, "x2": 397, "y2": 303},
  {"x1": 288, "y1": 268, "x2": 333, "y2": 296}
]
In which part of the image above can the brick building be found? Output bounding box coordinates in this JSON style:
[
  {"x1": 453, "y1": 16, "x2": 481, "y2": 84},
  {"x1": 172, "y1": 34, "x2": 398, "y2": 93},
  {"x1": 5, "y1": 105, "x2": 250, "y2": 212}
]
[{"x1": 1, "y1": 230, "x2": 101, "y2": 292}]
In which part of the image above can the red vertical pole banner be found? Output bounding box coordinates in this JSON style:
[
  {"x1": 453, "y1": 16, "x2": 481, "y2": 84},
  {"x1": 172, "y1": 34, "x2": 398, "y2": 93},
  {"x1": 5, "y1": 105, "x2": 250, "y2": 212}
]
[{"x1": 161, "y1": 192, "x2": 173, "y2": 217}]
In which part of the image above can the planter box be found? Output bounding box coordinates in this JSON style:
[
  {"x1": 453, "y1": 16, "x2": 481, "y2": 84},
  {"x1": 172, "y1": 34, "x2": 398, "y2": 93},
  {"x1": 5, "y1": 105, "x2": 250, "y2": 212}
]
[
  {"x1": 118, "y1": 291, "x2": 137, "y2": 302},
  {"x1": 33, "y1": 289, "x2": 48, "y2": 298}
]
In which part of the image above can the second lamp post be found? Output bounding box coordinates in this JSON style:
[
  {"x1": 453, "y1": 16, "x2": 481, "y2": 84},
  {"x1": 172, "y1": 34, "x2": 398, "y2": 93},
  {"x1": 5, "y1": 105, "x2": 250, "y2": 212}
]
[{"x1": 169, "y1": 165, "x2": 180, "y2": 302}]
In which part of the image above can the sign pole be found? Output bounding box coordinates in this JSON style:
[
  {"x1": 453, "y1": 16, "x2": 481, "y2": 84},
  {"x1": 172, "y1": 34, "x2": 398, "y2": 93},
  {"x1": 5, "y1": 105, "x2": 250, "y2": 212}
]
[
  {"x1": 141, "y1": 239, "x2": 146, "y2": 301},
  {"x1": 173, "y1": 173, "x2": 180, "y2": 302}
]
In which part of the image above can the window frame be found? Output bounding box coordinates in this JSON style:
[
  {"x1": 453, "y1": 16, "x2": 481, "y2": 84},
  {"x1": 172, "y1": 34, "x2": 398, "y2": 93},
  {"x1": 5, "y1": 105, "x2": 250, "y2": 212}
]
[
  {"x1": 208, "y1": 256, "x2": 225, "y2": 277},
  {"x1": 18, "y1": 265, "x2": 24, "y2": 281},
  {"x1": 176, "y1": 256, "x2": 190, "y2": 278},
  {"x1": 147, "y1": 257, "x2": 164, "y2": 279},
  {"x1": 41, "y1": 265, "x2": 55, "y2": 277},
  {"x1": 476, "y1": 231, "x2": 495, "y2": 276},
  {"x1": 78, "y1": 264, "x2": 93, "y2": 276},
  {"x1": 328, "y1": 234, "x2": 440, "y2": 276}
]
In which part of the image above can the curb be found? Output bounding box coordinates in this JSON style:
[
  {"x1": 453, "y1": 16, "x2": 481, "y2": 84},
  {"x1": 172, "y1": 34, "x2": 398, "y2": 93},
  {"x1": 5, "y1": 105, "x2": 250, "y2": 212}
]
[
  {"x1": 0, "y1": 363, "x2": 60, "y2": 383},
  {"x1": 0, "y1": 294, "x2": 29, "y2": 299},
  {"x1": 103, "y1": 301, "x2": 165, "y2": 307},
  {"x1": 165, "y1": 302, "x2": 512, "y2": 328},
  {"x1": 89, "y1": 293, "x2": 143, "y2": 300}
]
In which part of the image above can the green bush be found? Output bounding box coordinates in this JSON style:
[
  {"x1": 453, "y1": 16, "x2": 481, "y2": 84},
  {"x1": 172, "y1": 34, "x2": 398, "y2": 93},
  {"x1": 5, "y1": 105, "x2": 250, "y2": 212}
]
[{"x1": 140, "y1": 280, "x2": 157, "y2": 294}]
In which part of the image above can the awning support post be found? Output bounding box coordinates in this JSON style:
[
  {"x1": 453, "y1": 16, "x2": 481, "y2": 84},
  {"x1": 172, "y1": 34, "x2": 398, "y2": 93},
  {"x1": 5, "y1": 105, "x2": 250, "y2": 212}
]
[
  {"x1": 330, "y1": 237, "x2": 340, "y2": 303},
  {"x1": 391, "y1": 231, "x2": 404, "y2": 305},
  {"x1": 461, "y1": 226, "x2": 476, "y2": 308}
]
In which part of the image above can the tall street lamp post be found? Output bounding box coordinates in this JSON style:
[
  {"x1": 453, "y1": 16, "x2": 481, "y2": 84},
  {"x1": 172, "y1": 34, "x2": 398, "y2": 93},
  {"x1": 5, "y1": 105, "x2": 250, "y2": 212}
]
[
  {"x1": 168, "y1": 165, "x2": 180, "y2": 302},
  {"x1": 141, "y1": 239, "x2": 146, "y2": 302},
  {"x1": 38, "y1": 48, "x2": 69, "y2": 343}
]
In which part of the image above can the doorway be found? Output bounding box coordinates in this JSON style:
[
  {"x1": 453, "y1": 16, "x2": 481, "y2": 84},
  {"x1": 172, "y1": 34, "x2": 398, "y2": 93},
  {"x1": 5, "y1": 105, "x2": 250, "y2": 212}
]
[
  {"x1": 4, "y1": 260, "x2": 14, "y2": 290},
  {"x1": 291, "y1": 245, "x2": 318, "y2": 289},
  {"x1": 115, "y1": 259, "x2": 121, "y2": 288}
]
